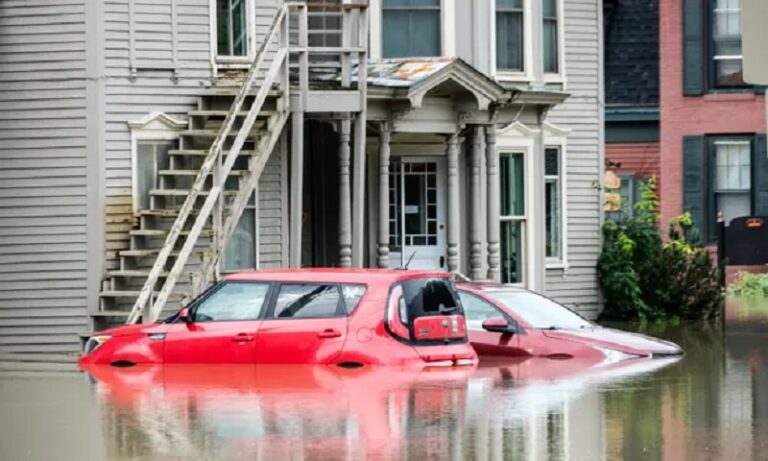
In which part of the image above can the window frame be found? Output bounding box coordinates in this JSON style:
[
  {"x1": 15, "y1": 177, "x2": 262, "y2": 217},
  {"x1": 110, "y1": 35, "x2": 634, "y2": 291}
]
[
  {"x1": 542, "y1": 124, "x2": 570, "y2": 269},
  {"x1": 541, "y1": 0, "x2": 565, "y2": 83},
  {"x1": 369, "y1": 0, "x2": 455, "y2": 60},
  {"x1": 210, "y1": 0, "x2": 257, "y2": 68},
  {"x1": 707, "y1": 136, "x2": 755, "y2": 241},
  {"x1": 707, "y1": 0, "x2": 749, "y2": 90},
  {"x1": 499, "y1": 150, "x2": 527, "y2": 285},
  {"x1": 491, "y1": 0, "x2": 533, "y2": 82}
]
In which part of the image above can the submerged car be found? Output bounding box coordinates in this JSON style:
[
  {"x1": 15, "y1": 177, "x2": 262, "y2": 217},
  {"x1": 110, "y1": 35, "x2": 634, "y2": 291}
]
[
  {"x1": 457, "y1": 283, "x2": 683, "y2": 362},
  {"x1": 79, "y1": 269, "x2": 477, "y2": 367}
]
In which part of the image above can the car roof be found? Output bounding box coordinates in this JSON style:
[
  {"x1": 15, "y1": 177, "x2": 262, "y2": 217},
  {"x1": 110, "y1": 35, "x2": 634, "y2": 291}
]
[
  {"x1": 456, "y1": 281, "x2": 530, "y2": 293},
  {"x1": 223, "y1": 268, "x2": 452, "y2": 285}
]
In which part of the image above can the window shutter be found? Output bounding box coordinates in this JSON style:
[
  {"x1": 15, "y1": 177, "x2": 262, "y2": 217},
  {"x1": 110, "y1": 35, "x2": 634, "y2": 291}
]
[
  {"x1": 754, "y1": 134, "x2": 768, "y2": 216},
  {"x1": 682, "y1": 0, "x2": 705, "y2": 96},
  {"x1": 683, "y1": 136, "x2": 706, "y2": 232}
]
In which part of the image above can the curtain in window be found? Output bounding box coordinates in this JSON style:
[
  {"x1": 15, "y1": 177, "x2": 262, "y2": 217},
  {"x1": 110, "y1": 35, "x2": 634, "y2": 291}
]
[
  {"x1": 496, "y1": 0, "x2": 523, "y2": 71},
  {"x1": 714, "y1": 141, "x2": 751, "y2": 225},
  {"x1": 712, "y1": 0, "x2": 744, "y2": 86},
  {"x1": 383, "y1": 0, "x2": 441, "y2": 58}
]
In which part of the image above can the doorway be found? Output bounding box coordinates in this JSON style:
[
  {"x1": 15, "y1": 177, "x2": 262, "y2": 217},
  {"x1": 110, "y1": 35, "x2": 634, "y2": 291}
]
[{"x1": 389, "y1": 157, "x2": 447, "y2": 270}]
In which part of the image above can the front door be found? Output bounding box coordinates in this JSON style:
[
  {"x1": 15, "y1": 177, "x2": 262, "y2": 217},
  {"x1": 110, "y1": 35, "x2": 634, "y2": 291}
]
[{"x1": 389, "y1": 158, "x2": 447, "y2": 270}]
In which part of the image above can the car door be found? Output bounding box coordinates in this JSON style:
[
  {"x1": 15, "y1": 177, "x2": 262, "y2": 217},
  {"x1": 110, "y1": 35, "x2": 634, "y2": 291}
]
[
  {"x1": 163, "y1": 281, "x2": 271, "y2": 364},
  {"x1": 458, "y1": 291, "x2": 526, "y2": 357},
  {"x1": 254, "y1": 282, "x2": 348, "y2": 364}
]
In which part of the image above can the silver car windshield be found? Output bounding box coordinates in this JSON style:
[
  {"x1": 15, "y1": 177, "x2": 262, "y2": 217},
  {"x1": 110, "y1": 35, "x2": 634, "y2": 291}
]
[{"x1": 488, "y1": 290, "x2": 594, "y2": 330}]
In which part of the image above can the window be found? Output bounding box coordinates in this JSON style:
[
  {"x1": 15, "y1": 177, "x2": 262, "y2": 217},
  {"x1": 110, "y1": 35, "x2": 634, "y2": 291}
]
[
  {"x1": 606, "y1": 174, "x2": 646, "y2": 221},
  {"x1": 217, "y1": 0, "x2": 248, "y2": 57},
  {"x1": 223, "y1": 193, "x2": 257, "y2": 271},
  {"x1": 496, "y1": 0, "x2": 524, "y2": 72},
  {"x1": 136, "y1": 140, "x2": 175, "y2": 211},
  {"x1": 273, "y1": 284, "x2": 343, "y2": 318},
  {"x1": 382, "y1": 0, "x2": 441, "y2": 58},
  {"x1": 545, "y1": 147, "x2": 562, "y2": 261},
  {"x1": 193, "y1": 282, "x2": 269, "y2": 322},
  {"x1": 341, "y1": 284, "x2": 367, "y2": 313},
  {"x1": 458, "y1": 291, "x2": 504, "y2": 327},
  {"x1": 486, "y1": 289, "x2": 593, "y2": 330},
  {"x1": 711, "y1": 0, "x2": 745, "y2": 87},
  {"x1": 500, "y1": 152, "x2": 525, "y2": 284},
  {"x1": 542, "y1": 0, "x2": 559, "y2": 74},
  {"x1": 713, "y1": 140, "x2": 752, "y2": 225}
]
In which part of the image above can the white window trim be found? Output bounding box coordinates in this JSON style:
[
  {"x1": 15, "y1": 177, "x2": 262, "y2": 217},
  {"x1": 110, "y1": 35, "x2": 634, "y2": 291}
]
[
  {"x1": 368, "y1": 0, "x2": 456, "y2": 60},
  {"x1": 543, "y1": 122, "x2": 570, "y2": 269},
  {"x1": 127, "y1": 112, "x2": 187, "y2": 215},
  {"x1": 490, "y1": 0, "x2": 534, "y2": 83},
  {"x1": 542, "y1": 0, "x2": 566, "y2": 86},
  {"x1": 209, "y1": 0, "x2": 257, "y2": 71}
]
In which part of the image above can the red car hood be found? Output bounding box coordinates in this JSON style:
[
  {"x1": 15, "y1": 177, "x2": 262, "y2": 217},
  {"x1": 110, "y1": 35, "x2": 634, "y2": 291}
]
[
  {"x1": 541, "y1": 327, "x2": 682, "y2": 356},
  {"x1": 97, "y1": 323, "x2": 167, "y2": 338}
]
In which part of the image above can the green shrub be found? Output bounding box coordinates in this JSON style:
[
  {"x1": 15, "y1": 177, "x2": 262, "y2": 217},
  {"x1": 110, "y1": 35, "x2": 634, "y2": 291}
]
[
  {"x1": 728, "y1": 272, "x2": 768, "y2": 297},
  {"x1": 597, "y1": 178, "x2": 723, "y2": 321}
]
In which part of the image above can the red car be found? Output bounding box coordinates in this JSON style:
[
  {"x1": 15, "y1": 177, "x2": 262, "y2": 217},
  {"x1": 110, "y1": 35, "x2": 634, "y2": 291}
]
[
  {"x1": 79, "y1": 269, "x2": 477, "y2": 367},
  {"x1": 457, "y1": 283, "x2": 683, "y2": 362}
]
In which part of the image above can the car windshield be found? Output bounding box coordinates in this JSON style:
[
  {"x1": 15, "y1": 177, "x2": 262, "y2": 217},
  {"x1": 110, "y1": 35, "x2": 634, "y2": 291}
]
[{"x1": 487, "y1": 290, "x2": 593, "y2": 330}]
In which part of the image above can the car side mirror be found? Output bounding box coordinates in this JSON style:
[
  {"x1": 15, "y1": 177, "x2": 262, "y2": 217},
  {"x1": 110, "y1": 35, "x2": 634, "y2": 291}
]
[
  {"x1": 482, "y1": 316, "x2": 514, "y2": 334},
  {"x1": 178, "y1": 307, "x2": 192, "y2": 324}
]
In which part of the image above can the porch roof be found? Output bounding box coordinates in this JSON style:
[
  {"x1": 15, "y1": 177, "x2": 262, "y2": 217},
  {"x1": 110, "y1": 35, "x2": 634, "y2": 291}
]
[{"x1": 360, "y1": 57, "x2": 509, "y2": 111}]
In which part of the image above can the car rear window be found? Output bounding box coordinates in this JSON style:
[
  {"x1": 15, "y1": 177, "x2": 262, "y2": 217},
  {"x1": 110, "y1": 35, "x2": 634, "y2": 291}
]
[{"x1": 401, "y1": 277, "x2": 461, "y2": 319}]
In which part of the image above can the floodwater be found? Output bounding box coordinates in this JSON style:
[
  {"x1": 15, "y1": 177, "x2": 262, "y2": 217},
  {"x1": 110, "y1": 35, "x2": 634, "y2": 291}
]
[{"x1": 2, "y1": 299, "x2": 768, "y2": 461}]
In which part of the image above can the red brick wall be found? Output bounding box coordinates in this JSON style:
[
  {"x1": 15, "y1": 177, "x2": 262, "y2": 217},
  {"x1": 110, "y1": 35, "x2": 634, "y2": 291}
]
[
  {"x1": 658, "y1": 0, "x2": 766, "y2": 228},
  {"x1": 605, "y1": 142, "x2": 661, "y2": 178}
]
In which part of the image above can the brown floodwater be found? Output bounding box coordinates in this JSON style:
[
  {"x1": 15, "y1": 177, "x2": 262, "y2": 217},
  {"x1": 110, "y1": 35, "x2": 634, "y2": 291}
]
[{"x1": 1, "y1": 297, "x2": 768, "y2": 461}]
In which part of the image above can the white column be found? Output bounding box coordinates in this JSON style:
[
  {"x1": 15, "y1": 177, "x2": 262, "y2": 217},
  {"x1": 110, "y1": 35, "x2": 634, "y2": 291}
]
[
  {"x1": 486, "y1": 124, "x2": 501, "y2": 282},
  {"x1": 446, "y1": 132, "x2": 460, "y2": 272},
  {"x1": 377, "y1": 123, "x2": 391, "y2": 268},
  {"x1": 338, "y1": 118, "x2": 353, "y2": 268},
  {"x1": 289, "y1": 112, "x2": 304, "y2": 267},
  {"x1": 469, "y1": 126, "x2": 484, "y2": 280},
  {"x1": 529, "y1": 114, "x2": 547, "y2": 291}
]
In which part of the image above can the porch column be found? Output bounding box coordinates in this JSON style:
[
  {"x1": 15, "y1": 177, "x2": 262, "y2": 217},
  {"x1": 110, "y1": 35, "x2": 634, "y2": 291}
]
[
  {"x1": 338, "y1": 118, "x2": 353, "y2": 268},
  {"x1": 289, "y1": 112, "x2": 304, "y2": 267},
  {"x1": 485, "y1": 124, "x2": 501, "y2": 281},
  {"x1": 446, "y1": 132, "x2": 460, "y2": 272},
  {"x1": 377, "y1": 123, "x2": 391, "y2": 268},
  {"x1": 469, "y1": 126, "x2": 484, "y2": 280}
]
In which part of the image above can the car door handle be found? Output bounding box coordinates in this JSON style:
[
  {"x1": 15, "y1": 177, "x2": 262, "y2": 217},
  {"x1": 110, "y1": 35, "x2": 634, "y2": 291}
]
[
  {"x1": 317, "y1": 329, "x2": 342, "y2": 339},
  {"x1": 232, "y1": 333, "x2": 254, "y2": 342}
]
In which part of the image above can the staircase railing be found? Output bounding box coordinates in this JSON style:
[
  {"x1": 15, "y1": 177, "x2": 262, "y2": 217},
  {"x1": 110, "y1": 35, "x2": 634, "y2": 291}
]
[{"x1": 126, "y1": 4, "x2": 289, "y2": 324}]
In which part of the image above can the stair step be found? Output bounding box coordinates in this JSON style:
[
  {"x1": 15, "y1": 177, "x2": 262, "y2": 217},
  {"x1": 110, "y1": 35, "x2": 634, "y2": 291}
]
[
  {"x1": 137, "y1": 209, "x2": 200, "y2": 217},
  {"x1": 99, "y1": 291, "x2": 187, "y2": 300},
  {"x1": 199, "y1": 87, "x2": 282, "y2": 97},
  {"x1": 149, "y1": 189, "x2": 239, "y2": 197},
  {"x1": 179, "y1": 126, "x2": 264, "y2": 138},
  {"x1": 130, "y1": 229, "x2": 214, "y2": 237},
  {"x1": 107, "y1": 269, "x2": 195, "y2": 278},
  {"x1": 120, "y1": 249, "x2": 207, "y2": 258},
  {"x1": 168, "y1": 149, "x2": 257, "y2": 157},
  {"x1": 188, "y1": 109, "x2": 276, "y2": 118},
  {"x1": 158, "y1": 169, "x2": 246, "y2": 177}
]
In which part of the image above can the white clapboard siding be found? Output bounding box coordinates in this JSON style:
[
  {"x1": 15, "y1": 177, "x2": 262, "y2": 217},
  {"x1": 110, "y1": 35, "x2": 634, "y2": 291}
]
[
  {"x1": 0, "y1": 0, "x2": 90, "y2": 354},
  {"x1": 545, "y1": 0, "x2": 603, "y2": 318}
]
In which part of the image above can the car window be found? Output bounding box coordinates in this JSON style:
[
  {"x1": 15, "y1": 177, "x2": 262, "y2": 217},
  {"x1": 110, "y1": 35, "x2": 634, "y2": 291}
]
[
  {"x1": 488, "y1": 290, "x2": 593, "y2": 330},
  {"x1": 341, "y1": 284, "x2": 367, "y2": 313},
  {"x1": 193, "y1": 282, "x2": 270, "y2": 322},
  {"x1": 401, "y1": 277, "x2": 460, "y2": 319},
  {"x1": 458, "y1": 291, "x2": 504, "y2": 328},
  {"x1": 273, "y1": 284, "x2": 342, "y2": 319}
]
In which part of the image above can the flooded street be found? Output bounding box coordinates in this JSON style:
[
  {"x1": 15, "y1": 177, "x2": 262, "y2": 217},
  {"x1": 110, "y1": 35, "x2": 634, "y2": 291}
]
[{"x1": 2, "y1": 298, "x2": 768, "y2": 461}]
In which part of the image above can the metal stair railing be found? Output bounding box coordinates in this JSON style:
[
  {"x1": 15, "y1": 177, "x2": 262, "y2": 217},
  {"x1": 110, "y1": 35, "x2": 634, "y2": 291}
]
[{"x1": 126, "y1": 4, "x2": 289, "y2": 325}]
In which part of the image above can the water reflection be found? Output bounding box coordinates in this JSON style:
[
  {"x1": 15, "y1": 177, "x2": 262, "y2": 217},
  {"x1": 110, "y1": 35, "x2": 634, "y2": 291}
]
[{"x1": 3, "y1": 297, "x2": 768, "y2": 460}]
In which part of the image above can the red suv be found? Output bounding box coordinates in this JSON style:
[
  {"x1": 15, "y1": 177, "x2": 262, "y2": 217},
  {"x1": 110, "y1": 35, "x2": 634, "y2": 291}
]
[{"x1": 78, "y1": 269, "x2": 477, "y2": 367}]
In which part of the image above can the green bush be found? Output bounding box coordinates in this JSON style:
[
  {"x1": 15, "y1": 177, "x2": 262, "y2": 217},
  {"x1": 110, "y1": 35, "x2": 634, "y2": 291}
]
[
  {"x1": 728, "y1": 272, "x2": 768, "y2": 297},
  {"x1": 597, "y1": 178, "x2": 723, "y2": 321}
]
